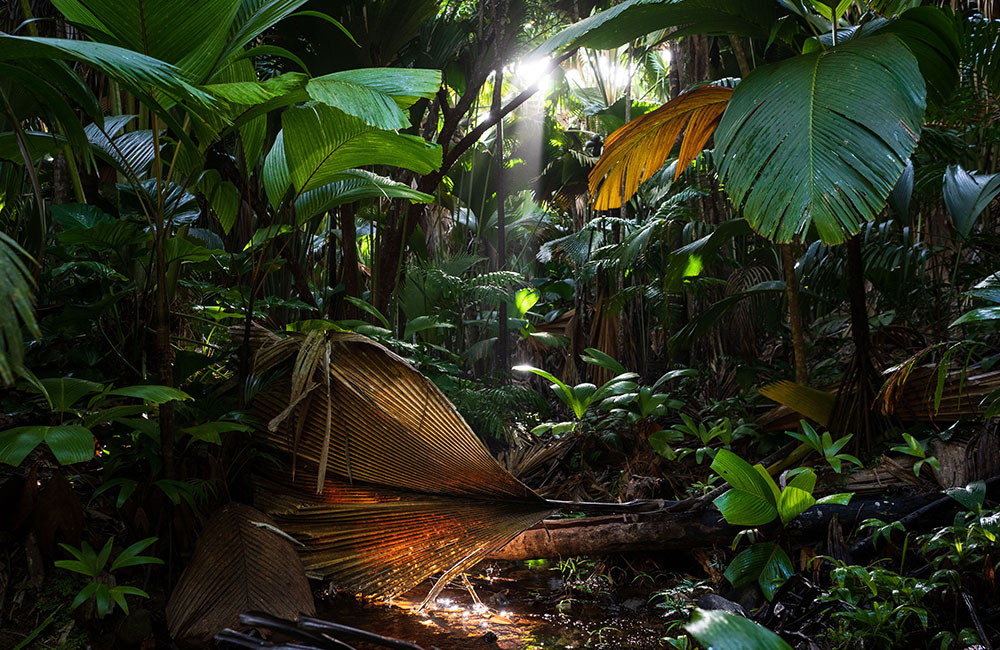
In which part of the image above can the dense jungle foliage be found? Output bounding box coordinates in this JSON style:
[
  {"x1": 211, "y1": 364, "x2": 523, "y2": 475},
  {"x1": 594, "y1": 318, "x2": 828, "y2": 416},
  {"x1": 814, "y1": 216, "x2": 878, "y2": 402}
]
[{"x1": 1, "y1": 0, "x2": 1000, "y2": 648}]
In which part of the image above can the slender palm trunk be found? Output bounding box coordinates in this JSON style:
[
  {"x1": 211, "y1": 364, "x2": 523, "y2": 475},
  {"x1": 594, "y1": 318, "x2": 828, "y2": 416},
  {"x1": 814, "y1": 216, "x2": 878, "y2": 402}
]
[
  {"x1": 340, "y1": 203, "x2": 359, "y2": 319},
  {"x1": 782, "y1": 242, "x2": 807, "y2": 384},
  {"x1": 832, "y1": 233, "x2": 883, "y2": 448},
  {"x1": 492, "y1": 0, "x2": 509, "y2": 378}
]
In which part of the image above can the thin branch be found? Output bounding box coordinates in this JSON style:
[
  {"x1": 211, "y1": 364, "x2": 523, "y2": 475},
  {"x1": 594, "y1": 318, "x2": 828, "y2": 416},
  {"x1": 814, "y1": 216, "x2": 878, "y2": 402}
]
[{"x1": 441, "y1": 48, "x2": 577, "y2": 174}]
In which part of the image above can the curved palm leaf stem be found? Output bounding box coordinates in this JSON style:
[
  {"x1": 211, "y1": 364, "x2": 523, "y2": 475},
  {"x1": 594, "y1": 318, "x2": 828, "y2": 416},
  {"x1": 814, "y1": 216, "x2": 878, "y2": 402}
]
[{"x1": 150, "y1": 111, "x2": 177, "y2": 479}]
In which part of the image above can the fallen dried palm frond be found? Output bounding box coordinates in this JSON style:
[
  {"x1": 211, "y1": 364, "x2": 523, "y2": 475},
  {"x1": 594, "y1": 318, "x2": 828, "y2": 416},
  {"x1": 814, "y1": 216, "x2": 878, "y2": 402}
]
[
  {"x1": 877, "y1": 364, "x2": 1000, "y2": 422},
  {"x1": 758, "y1": 363, "x2": 1000, "y2": 432},
  {"x1": 166, "y1": 503, "x2": 315, "y2": 648},
  {"x1": 241, "y1": 327, "x2": 557, "y2": 605},
  {"x1": 254, "y1": 469, "x2": 548, "y2": 602}
]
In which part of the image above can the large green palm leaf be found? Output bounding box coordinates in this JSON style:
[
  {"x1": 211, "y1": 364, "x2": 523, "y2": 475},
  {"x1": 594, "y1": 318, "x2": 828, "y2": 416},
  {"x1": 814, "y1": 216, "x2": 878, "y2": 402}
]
[
  {"x1": 714, "y1": 35, "x2": 926, "y2": 244},
  {"x1": 0, "y1": 34, "x2": 215, "y2": 115},
  {"x1": 263, "y1": 104, "x2": 442, "y2": 207},
  {"x1": 51, "y1": 0, "x2": 242, "y2": 82},
  {"x1": 537, "y1": 0, "x2": 777, "y2": 55},
  {"x1": 294, "y1": 170, "x2": 433, "y2": 224}
]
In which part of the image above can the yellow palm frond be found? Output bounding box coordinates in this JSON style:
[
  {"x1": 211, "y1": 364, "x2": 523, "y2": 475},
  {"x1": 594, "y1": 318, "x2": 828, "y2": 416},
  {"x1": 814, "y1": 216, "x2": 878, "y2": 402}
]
[
  {"x1": 589, "y1": 85, "x2": 733, "y2": 211},
  {"x1": 759, "y1": 380, "x2": 836, "y2": 427}
]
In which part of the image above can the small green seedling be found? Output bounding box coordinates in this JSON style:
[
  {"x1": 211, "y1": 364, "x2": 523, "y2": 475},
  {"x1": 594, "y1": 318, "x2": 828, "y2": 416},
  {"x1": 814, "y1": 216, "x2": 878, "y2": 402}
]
[
  {"x1": 890, "y1": 433, "x2": 941, "y2": 477},
  {"x1": 55, "y1": 536, "x2": 162, "y2": 618},
  {"x1": 787, "y1": 420, "x2": 862, "y2": 473}
]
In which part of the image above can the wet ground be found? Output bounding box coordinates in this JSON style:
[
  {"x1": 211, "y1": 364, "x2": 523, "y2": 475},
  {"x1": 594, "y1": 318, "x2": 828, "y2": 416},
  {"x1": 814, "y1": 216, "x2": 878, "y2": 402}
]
[{"x1": 316, "y1": 560, "x2": 682, "y2": 649}]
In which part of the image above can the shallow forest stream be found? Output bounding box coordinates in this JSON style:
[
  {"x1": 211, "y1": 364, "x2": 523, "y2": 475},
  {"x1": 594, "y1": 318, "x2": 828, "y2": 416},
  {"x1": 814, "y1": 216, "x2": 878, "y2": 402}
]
[{"x1": 322, "y1": 560, "x2": 676, "y2": 650}]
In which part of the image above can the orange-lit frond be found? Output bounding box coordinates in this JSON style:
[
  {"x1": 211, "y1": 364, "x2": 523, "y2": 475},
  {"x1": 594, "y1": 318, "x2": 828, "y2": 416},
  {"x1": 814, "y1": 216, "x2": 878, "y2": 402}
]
[
  {"x1": 243, "y1": 327, "x2": 554, "y2": 602},
  {"x1": 589, "y1": 85, "x2": 733, "y2": 211}
]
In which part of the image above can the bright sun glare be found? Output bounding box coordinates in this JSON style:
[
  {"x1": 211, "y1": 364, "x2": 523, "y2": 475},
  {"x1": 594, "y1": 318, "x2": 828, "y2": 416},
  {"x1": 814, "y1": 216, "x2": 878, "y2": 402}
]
[{"x1": 513, "y1": 57, "x2": 552, "y2": 92}]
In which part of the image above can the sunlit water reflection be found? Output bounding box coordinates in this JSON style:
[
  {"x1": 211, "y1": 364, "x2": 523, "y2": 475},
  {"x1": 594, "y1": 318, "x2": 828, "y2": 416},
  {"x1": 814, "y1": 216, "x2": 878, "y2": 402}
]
[{"x1": 316, "y1": 560, "x2": 672, "y2": 649}]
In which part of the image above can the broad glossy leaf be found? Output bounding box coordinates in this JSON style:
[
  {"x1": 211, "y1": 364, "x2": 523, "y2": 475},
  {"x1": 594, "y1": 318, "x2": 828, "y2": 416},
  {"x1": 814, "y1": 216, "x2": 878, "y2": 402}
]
[
  {"x1": 966, "y1": 273, "x2": 1000, "y2": 304},
  {"x1": 514, "y1": 288, "x2": 540, "y2": 317},
  {"x1": 210, "y1": 181, "x2": 241, "y2": 235},
  {"x1": 403, "y1": 316, "x2": 455, "y2": 339},
  {"x1": 711, "y1": 449, "x2": 778, "y2": 504},
  {"x1": 274, "y1": 104, "x2": 441, "y2": 199},
  {"x1": 777, "y1": 486, "x2": 816, "y2": 525},
  {"x1": 106, "y1": 385, "x2": 192, "y2": 404},
  {"x1": 712, "y1": 449, "x2": 780, "y2": 525},
  {"x1": 580, "y1": 347, "x2": 628, "y2": 376},
  {"x1": 816, "y1": 492, "x2": 853, "y2": 505},
  {"x1": 0, "y1": 425, "x2": 94, "y2": 466},
  {"x1": 204, "y1": 72, "x2": 308, "y2": 106},
  {"x1": 889, "y1": 159, "x2": 914, "y2": 219},
  {"x1": 686, "y1": 608, "x2": 792, "y2": 649},
  {"x1": 537, "y1": 0, "x2": 777, "y2": 54},
  {"x1": 262, "y1": 131, "x2": 292, "y2": 209},
  {"x1": 40, "y1": 377, "x2": 104, "y2": 412},
  {"x1": 724, "y1": 542, "x2": 794, "y2": 601},
  {"x1": 313, "y1": 68, "x2": 441, "y2": 109},
  {"x1": 85, "y1": 117, "x2": 159, "y2": 179},
  {"x1": 882, "y1": 6, "x2": 960, "y2": 108},
  {"x1": 43, "y1": 426, "x2": 97, "y2": 465},
  {"x1": 953, "y1": 306, "x2": 1000, "y2": 326},
  {"x1": 589, "y1": 85, "x2": 732, "y2": 211},
  {"x1": 51, "y1": 0, "x2": 242, "y2": 82},
  {"x1": 306, "y1": 78, "x2": 410, "y2": 131},
  {"x1": 0, "y1": 426, "x2": 46, "y2": 466},
  {"x1": 715, "y1": 35, "x2": 926, "y2": 244},
  {"x1": 786, "y1": 467, "x2": 817, "y2": 494},
  {"x1": 0, "y1": 34, "x2": 215, "y2": 112},
  {"x1": 714, "y1": 489, "x2": 779, "y2": 526},
  {"x1": 944, "y1": 480, "x2": 986, "y2": 512},
  {"x1": 943, "y1": 165, "x2": 1000, "y2": 240},
  {"x1": 0, "y1": 131, "x2": 65, "y2": 163},
  {"x1": 294, "y1": 170, "x2": 433, "y2": 223}
]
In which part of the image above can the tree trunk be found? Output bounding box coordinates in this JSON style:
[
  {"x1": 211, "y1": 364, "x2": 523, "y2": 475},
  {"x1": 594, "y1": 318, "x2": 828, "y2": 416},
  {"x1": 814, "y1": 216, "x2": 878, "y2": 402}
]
[
  {"x1": 327, "y1": 214, "x2": 338, "y2": 319},
  {"x1": 487, "y1": 493, "x2": 938, "y2": 561},
  {"x1": 491, "y1": 30, "x2": 508, "y2": 377},
  {"x1": 341, "y1": 203, "x2": 360, "y2": 318},
  {"x1": 154, "y1": 226, "x2": 176, "y2": 480},
  {"x1": 782, "y1": 242, "x2": 808, "y2": 384},
  {"x1": 831, "y1": 233, "x2": 884, "y2": 448}
]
